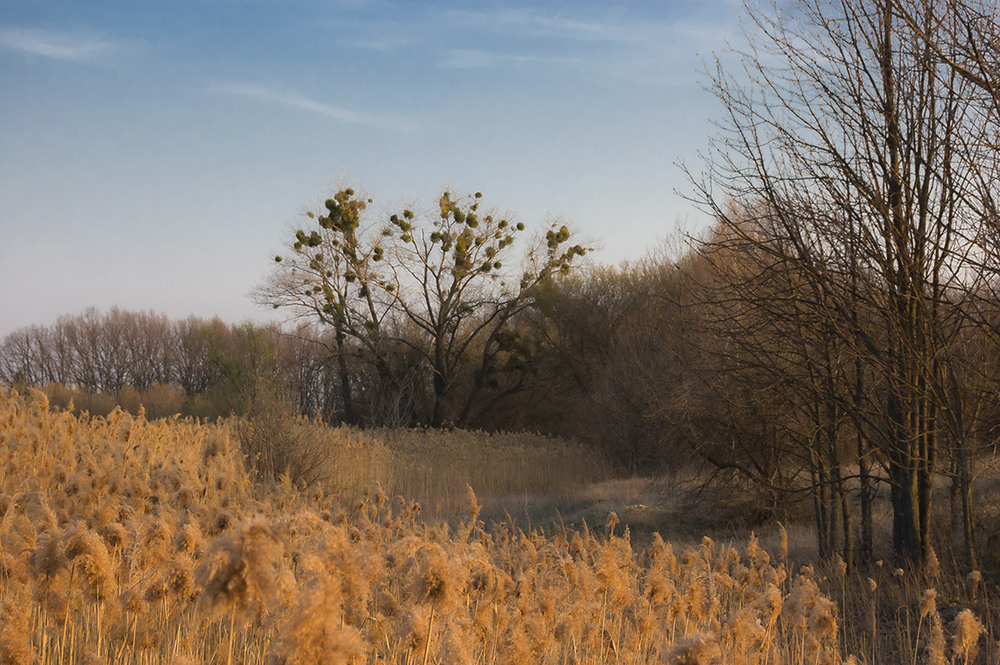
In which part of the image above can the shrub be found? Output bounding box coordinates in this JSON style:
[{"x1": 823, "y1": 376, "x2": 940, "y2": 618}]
[{"x1": 234, "y1": 383, "x2": 333, "y2": 488}]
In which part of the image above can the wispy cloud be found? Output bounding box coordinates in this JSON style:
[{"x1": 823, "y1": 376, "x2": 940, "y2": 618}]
[
  {"x1": 446, "y1": 8, "x2": 630, "y2": 43},
  {"x1": 216, "y1": 83, "x2": 415, "y2": 132},
  {"x1": 439, "y1": 49, "x2": 583, "y2": 70},
  {"x1": 348, "y1": 35, "x2": 418, "y2": 53},
  {"x1": 0, "y1": 26, "x2": 119, "y2": 61},
  {"x1": 450, "y1": 6, "x2": 738, "y2": 51},
  {"x1": 439, "y1": 5, "x2": 740, "y2": 85}
]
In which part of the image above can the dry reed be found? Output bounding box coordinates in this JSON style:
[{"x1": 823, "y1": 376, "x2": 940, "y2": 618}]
[{"x1": 2, "y1": 388, "x2": 991, "y2": 664}]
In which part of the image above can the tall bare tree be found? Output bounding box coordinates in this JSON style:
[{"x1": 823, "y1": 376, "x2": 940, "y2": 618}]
[{"x1": 690, "y1": 0, "x2": 997, "y2": 567}]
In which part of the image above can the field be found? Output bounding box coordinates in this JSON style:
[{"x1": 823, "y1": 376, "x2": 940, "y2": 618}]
[{"x1": 0, "y1": 388, "x2": 995, "y2": 664}]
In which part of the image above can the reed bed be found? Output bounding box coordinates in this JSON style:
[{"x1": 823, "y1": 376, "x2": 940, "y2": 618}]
[
  {"x1": 234, "y1": 414, "x2": 607, "y2": 518},
  {"x1": 0, "y1": 388, "x2": 988, "y2": 663},
  {"x1": 811, "y1": 552, "x2": 1000, "y2": 665}
]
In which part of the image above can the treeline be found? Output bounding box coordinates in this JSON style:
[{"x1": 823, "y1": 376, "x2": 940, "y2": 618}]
[
  {"x1": 0, "y1": 271, "x2": 688, "y2": 458},
  {"x1": 0, "y1": 308, "x2": 345, "y2": 419},
  {"x1": 0, "y1": 257, "x2": 727, "y2": 476}
]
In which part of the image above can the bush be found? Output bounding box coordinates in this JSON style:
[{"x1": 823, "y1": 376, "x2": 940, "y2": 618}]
[
  {"x1": 235, "y1": 384, "x2": 333, "y2": 488},
  {"x1": 42, "y1": 383, "x2": 117, "y2": 416},
  {"x1": 141, "y1": 382, "x2": 187, "y2": 418}
]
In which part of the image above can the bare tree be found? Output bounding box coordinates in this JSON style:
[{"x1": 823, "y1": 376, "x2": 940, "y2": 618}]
[{"x1": 689, "y1": 0, "x2": 997, "y2": 567}]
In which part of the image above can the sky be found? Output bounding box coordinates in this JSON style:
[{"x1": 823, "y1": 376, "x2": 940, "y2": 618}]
[{"x1": 0, "y1": 0, "x2": 744, "y2": 337}]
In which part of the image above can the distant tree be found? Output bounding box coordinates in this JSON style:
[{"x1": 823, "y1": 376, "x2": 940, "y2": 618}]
[
  {"x1": 0, "y1": 327, "x2": 44, "y2": 386},
  {"x1": 271, "y1": 322, "x2": 344, "y2": 419},
  {"x1": 196, "y1": 321, "x2": 278, "y2": 417},
  {"x1": 256, "y1": 187, "x2": 587, "y2": 426}
]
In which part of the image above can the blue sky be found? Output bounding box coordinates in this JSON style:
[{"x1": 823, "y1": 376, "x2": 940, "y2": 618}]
[{"x1": 0, "y1": 0, "x2": 741, "y2": 336}]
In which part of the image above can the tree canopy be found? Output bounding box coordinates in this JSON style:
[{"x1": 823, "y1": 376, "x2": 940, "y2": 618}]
[{"x1": 256, "y1": 187, "x2": 587, "y2": 427}]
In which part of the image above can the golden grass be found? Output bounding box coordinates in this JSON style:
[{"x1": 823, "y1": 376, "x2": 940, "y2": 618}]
[
  {"x1": 233, "y1": 413, "x2": 608, "y2": 520},
  {"x1": 0, "y1": 388, "x2": 990, "y2": 664}
]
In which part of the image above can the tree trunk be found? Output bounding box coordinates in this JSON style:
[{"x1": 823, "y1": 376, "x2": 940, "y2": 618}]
[
  {"x1": 857, "y1": 431, "x2": 874, "y2": 565},
  {"x1": 954, "y1": 435, "x2": 977, "y2": 570},
  {"x1": 431, "y1": 337, "x2": 447, "y2": 427},
  {"x1": 889, "y1": 448, "x2": 922, "y2": 565},
  {"x1": 334, "y1": 327, "x2": 354, "y2": 424}
]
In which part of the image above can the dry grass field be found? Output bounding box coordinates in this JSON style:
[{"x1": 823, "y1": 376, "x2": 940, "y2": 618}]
[
  {"x1": 238, "y1": 418, "x2": 608, "y2": 522},
  {"x1": 0, "y1": 388, "x2": 995, "y2": 664}
]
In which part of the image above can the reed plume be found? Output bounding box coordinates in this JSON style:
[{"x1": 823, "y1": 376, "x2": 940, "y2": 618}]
[
  {"x1": 952, "y1": 609, "x2": 983, "y2": 665},
  {"x1": 663, "y1": 633, "x2": 721, "y2": 665}
]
